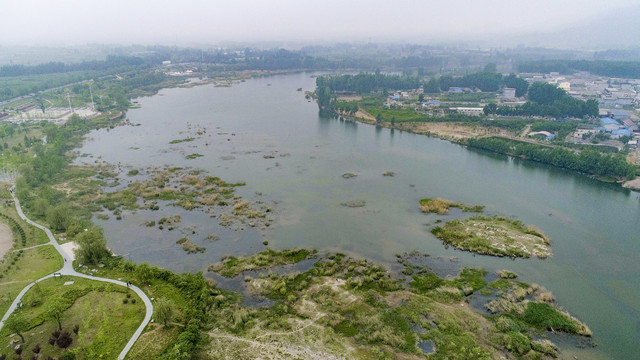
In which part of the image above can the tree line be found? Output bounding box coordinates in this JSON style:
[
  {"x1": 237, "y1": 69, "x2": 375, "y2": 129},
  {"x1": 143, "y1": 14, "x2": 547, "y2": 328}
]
[
  {"x1": 316, "y1": 71, "x2": 529, "y2": 96},
  {"x1": 517, "y1": 59, "x2": 640, "y2": 79},
  {"x1": 0, "y1": 55, "x2": 151, "y2": 77},
  {"x1": 467, "y1": 137, "x2": 637, "y2": 179}
]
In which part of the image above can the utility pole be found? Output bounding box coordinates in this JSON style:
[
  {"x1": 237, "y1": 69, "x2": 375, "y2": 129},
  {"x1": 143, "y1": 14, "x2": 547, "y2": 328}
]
[
  {"x1": 67, "y1": 93, "x2": 73, "y2": 114},
  {"x1": 89, "y1": 84, "x2": 95, "y2": 110}
]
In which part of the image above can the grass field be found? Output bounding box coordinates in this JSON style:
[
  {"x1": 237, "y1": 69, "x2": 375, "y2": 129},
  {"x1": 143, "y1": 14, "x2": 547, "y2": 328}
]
[
  {"x1": 0, "y1": 245, "x2": 63, "y2": 315},
  {"x1": 0, "y1": 276, "x2": 144, "y2": 360}
]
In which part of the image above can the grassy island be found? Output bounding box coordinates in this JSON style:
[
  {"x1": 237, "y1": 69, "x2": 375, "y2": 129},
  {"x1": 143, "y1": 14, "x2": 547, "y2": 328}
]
[
  {"x1": 431, "y1": 215, "x2": 552, "y2": 258},
  {"x1": 419, "y1": 198, "x2": 484, "y2": 214}
]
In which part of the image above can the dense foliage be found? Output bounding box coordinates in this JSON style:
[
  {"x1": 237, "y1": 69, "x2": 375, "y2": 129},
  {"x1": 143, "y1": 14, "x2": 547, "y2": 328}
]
[
  {"x1": 316, "y1": 72, "x2": 422, "y2": 94},
  {"x1": 467, "y1": 137, "x2": 637, "y2": 179},
  {"x1": 518, "y1": 59, "x2": 640, "y2": 78},
  {"x1": 316, "y1": 71, "x2": 529, "y2": 96}
]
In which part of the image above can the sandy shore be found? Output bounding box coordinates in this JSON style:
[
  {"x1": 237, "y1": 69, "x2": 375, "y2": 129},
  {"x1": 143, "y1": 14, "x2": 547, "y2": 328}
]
[
  {"x1": 60, "y1": 241, "x2": 78, "y2": 261},
  {"x1": 0, "y1": 222, "x2": 13, "y2": 258},
  {"x1": 622, "y1": 177, "x2": 640, "y2": 191}
]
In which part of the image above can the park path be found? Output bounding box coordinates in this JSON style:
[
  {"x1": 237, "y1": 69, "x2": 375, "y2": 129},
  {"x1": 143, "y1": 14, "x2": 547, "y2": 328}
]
[{"x1": 0, "y1": 189, "x2": 153, "y2": 360}]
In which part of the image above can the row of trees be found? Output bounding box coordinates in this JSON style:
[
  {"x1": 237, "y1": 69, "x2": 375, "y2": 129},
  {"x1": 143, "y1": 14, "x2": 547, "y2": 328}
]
[
  {"x1": 467, "y1": 137, "x2": 637, "y2": 179},
  {"x1": 316, "y1": 71, "x2": 530, "y2": 96},
  {"x1": 517, "y1": 59, "x2": 640, "y2": 79},
  {"x1": 0, "y1": 55, "x2": 150, "y2": 77},
  {"x1": 316, "y1": 72, "x2": 423, "y2": 94}
]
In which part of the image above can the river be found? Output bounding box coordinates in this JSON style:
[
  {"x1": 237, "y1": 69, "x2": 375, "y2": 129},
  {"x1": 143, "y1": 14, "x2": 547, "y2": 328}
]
[{"x1": 75, "y1": 72, "x2": 640, "y2": 359}]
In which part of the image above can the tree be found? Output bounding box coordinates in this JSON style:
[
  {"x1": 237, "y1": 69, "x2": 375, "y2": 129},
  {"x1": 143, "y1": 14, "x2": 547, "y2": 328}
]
[
  {"x1": 483, "y1": 63, "x2": 497, "y2": 72},
  {"x1": 74, "y1": 227, "x2": 110, "y2": 264},
  {"x1": 155, "y1": 298, "x2": 174, "y2": 326},
  {"x1": 391, "y1": 117, "x2": 396, "y2": 128},
  {"x1": 46, "y1": 296, "x2": 67, "y2": 331},
  {"x1": 33, "y1": 198, "x2": 49, "y2": 217},
  {"x1": 46, "y1": 205, "x2": 70, "y2": 231},
  {"x1": 5, "y1": 315, "x2": 27, "y2": 342},
  {"x1": 136, "y1": 263, "x2": 153, "y2": 284},
  {"x1": 483, "y1": 102, "x2": 498, "y2": 115},
  {"x1": 375, "y1": 113, "x2": 382, "y2": 124},
  {"x1": 418, "y1": 93, "x2": 424, "y2": 103}
]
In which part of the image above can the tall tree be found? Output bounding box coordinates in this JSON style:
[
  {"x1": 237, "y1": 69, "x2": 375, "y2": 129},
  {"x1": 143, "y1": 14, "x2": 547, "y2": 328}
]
[
  {"x1": 155, "y1": 298, "x2": 174, "y2": 327},
  {"x1": 75, "y1": 227, "x2": 110, "y2": 264},
  {"x1": 5, "y1": 315, "x2": 27, "y2": 342},
  {"x1": 46, "y1": 296, "x2": 67, "y2": 331}
]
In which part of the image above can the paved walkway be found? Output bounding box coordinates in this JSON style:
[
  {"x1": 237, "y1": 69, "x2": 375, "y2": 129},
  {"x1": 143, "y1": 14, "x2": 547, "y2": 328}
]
[{"x1": 0, "y1": 189, "x2": 153, "y2": 360}]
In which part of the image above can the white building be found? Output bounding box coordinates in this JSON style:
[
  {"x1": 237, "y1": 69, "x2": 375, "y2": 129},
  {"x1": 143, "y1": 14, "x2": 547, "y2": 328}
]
[
  {"x1": 502, "y1": 88, "x2": 516, "y2": 99},
  {"x1": 451, "y1": 107, "x2": 484, "y2": 116}
]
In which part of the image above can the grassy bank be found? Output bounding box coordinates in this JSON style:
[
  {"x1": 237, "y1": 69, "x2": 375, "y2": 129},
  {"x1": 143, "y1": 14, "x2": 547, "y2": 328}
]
[{"x1": 0, "y1": 276, "x2": 144, "y2": 359}]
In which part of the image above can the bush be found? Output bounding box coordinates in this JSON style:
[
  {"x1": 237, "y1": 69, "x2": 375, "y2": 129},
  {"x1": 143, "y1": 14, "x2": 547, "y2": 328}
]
[
  {"x1": 521, "y1": 302, "x2": 577, "y2": 333},
  {"x1": 123, "y1": 298, "x2": 129, "y2": 304},
  {"x1": 56, "y1": 331, "x2": 73, "y2": 349}
]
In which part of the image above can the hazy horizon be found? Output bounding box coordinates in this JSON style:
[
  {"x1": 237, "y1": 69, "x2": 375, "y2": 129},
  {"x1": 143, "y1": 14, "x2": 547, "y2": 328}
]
[{"x1": 2, "y1": 0, "x2": 639, "y2": 48}]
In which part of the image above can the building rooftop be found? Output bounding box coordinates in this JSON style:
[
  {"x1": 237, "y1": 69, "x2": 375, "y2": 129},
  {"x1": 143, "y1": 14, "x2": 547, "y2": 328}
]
[{"x1": 601, "y1": 117, "x2": 620, "y2": 125}]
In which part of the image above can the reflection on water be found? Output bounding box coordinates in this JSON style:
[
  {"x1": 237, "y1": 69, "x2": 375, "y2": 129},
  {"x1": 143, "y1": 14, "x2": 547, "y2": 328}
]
[{"x1": 76, "y1": 72, "x2": 640, "y2": 358}]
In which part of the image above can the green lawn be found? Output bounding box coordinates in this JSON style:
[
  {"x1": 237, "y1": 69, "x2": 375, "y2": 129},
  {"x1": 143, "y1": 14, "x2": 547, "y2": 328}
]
[
  {"x1": 0, "y1": 245, "x2": 63, "y2": 315},
  {"x1": 0, "y1": 276, "x2": 144, "y2": 360}
]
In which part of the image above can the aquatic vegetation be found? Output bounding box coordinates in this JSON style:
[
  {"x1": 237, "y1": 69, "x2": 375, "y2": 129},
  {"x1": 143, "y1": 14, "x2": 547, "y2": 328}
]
[
  {"x1": 419, "y1": 197, "x2": 484, "y2": 214},
  {"x1": 340, "y1": 200, "x2": 366, "y2": 208},
  {"x1": 431, "y1": 215, "x2": 552, "y2": 258},
  {"x1": 382, "y1": 171, "x2": 395, "y2": 177},
  {"x1": 93, "y1": 166, "x2": 274, "y2": 232},
  {"x1": 176, "y1": 237, "x2": 206, "y2": 253},
  {"x1": 208, "y1": 248, "x2": 314, "y2": 277},
  {"x1": 169, "y1": 138, "x2": 195, "y2": 144},
  {"x1": 341, "y1": 173, "x2": 357, "y2": 179},
  {"x1": 206, "y1": 250, "x2": 592, "y2": 359},
  {"x1": 185, "y1": 153, "x2": 204, "y2": 159}
]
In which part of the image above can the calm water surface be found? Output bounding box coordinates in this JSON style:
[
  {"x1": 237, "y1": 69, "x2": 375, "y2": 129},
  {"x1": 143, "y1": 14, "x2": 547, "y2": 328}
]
[{"x1": 76, "y1": 73, "x2": 640, "y2": 359}]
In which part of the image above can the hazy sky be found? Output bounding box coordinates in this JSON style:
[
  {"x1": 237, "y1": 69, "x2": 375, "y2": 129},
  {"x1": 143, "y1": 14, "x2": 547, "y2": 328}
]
[{"x1": 1, "y1": 0, "x2": 637, "y2": 45}]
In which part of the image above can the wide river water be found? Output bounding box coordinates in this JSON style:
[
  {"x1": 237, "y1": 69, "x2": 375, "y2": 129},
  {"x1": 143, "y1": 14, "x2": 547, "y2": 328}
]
[{"x1": 76, "y1": 73, "x2": 639, "y2": 358}]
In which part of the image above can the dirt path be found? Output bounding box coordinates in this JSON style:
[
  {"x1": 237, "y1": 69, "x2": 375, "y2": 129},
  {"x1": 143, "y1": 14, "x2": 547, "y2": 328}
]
[
  {"x1": 520, "y1": 124, "x2": 532, "y2": 137},
  {"x1": 0, "y1": 222, "x2": 13, "y2": 258}
]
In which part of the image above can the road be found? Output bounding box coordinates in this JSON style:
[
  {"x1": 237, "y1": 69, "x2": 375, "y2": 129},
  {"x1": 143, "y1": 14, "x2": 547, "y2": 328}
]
[{"x1": 0, "y1": 189, "x2": 153, "y2": 360}]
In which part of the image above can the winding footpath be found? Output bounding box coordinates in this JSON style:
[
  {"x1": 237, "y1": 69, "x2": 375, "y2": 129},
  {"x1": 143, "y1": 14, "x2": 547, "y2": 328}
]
[{"x1": 0, "y1": 189, "x2": 153, "y2": 360}]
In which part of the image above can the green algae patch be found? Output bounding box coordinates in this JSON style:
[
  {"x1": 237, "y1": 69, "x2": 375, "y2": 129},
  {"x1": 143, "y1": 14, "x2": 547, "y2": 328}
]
[
  {"x1": 169, "y1": 137, "x2": 195, "y2": 144},
  {"x1": 208, "y1": 248, "x2": 313, "y2": 277},
  {"x1": 431, "y1": 215, "x2": 552, "y2": 258},
  {"x1": 419, "y1": 197, "x2": 484, "y2": 215},
  {"x1": 185, "y1": 153, "x2": 204, "y2": 159}
]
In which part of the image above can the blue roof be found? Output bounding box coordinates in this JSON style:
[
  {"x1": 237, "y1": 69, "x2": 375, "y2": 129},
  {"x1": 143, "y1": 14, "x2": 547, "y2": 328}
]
[
  {"x1": 612, "y1": 129, "x2": 632, "y2": 136},
  {"x1": 601, "y1": 117, "x2": 620, "y2": 125},
  {"x1": 546, "y1": 134, "x2": 556, "y2": 139}
]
